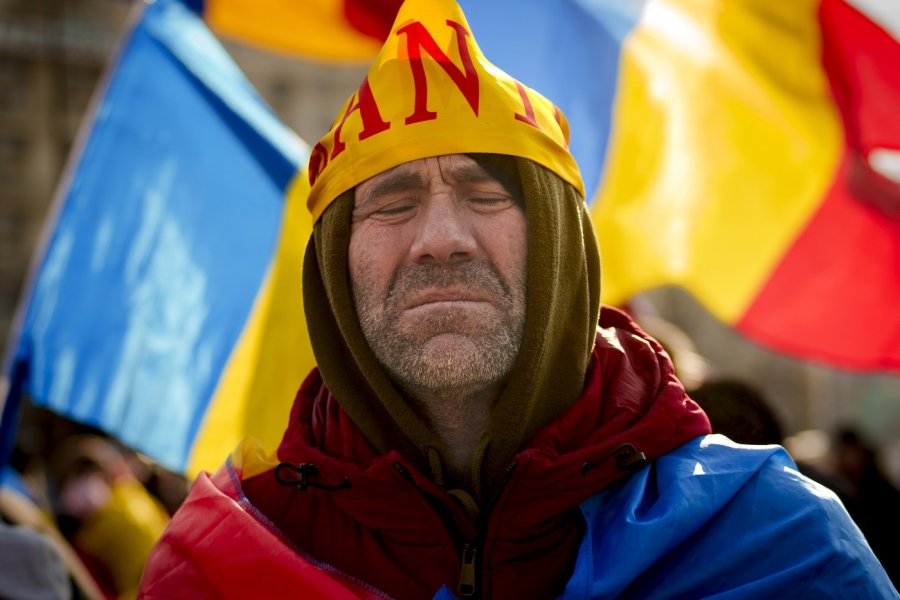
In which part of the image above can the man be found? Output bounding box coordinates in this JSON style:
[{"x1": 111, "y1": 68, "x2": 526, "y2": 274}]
[{"x1": 138, "y1": 0, "x2": 897, "y2": 598}]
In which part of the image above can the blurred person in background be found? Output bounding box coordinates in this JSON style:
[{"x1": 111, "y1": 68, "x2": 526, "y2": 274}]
[
  {"x1": 0, "y1": 521, "x2": 71, "y2": 600},
  {"x1": 689, "y1": 380, "x2": 784, "y2": 447},
  {"x1": 49, "y1": 436, "x2": 170, "y2": 600},
  {"x1": 834, "y1": 428, "x2": 900, "y2": 586},
  {"x1": 1, "y1": 454, "x2": 104, "y2": 599}
]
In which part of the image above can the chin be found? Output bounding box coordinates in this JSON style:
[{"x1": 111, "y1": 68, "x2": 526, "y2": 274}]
[
  {"x1": 419, "y1": 332, "x2": 481, "y2": 357},
  {"x1": 399, "y1": 310, "x2": 496, "y2": 341},
  {"x1": 407, "y1": 341, "x2": 501, "y2": 392}
]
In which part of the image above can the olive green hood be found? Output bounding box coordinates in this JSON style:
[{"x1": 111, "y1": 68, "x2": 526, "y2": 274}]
[{"x1": 302, "y1": 156, "x2": 601, "y2": 502}]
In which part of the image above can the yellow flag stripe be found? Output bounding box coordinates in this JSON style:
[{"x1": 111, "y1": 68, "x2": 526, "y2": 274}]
[
  {"x1": 187, "y1": 172, "x2": 316, "y2": 477},
  {"x1": 204, "y1": 0, "x2": 383, "y2": 64},
  {"x1": 594, "y1": 0, "x2": 843, "y2": 323}
]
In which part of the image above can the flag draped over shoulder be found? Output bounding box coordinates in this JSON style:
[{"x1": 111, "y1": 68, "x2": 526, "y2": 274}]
[
  {"x1": 201, "y1": 0, "x2": 900, "y2": 371},
  {"x1": 1, "y1": 0, "x2": 315, "y2": 476}
]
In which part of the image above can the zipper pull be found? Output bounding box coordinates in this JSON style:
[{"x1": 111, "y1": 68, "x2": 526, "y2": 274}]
[{"x1": 458, "y1": 543, "x2": 477, "y2": 597}]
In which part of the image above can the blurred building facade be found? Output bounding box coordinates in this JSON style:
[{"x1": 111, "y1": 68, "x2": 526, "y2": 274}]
[{"x1": 0, "y1": 0, "x2": 131, "y2": 359}]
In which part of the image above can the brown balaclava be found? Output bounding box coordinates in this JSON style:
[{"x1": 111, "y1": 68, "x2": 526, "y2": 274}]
[{"x1": 302, "y1": 155, "x2": 601, "y2": 505}]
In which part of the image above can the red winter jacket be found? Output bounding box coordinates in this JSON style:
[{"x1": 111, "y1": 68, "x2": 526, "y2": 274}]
[{"x1": 139, "y1": 308, "x2": 710, "y2": 599}]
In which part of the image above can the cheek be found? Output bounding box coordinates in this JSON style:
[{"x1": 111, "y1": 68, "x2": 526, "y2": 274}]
[
  {"x1": 347, "y1": 234, "x2": 366, "y2": 286},
  {"x1": 348, "y1": 225, "x2": 404, "y2": 297}
]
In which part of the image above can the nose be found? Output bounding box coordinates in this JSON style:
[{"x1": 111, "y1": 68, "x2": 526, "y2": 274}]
[{"x1": 409, "y1": 196, "x2": 478, "y2": 265}]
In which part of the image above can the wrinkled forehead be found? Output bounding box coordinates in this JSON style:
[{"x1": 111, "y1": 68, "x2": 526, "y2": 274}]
[{"x1": 353, "y1": 153, "x2": 523, "y2": 207}]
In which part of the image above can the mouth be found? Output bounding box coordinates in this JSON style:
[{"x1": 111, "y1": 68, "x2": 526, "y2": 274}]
[{"x1": 402, "y1": 288, "x2": 492, "y2": 311}]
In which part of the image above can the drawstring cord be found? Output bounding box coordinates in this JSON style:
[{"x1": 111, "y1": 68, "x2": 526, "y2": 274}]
[
  {"x1": 274, "y1": 462, "x2": 352, "y2": 491},
  {"x1": 424, "y1": 444, "x2": 486, "y2": 522},
  {"x1": 470, "y1": 438, "x2": 491, "y2": 505},
  {"x1": 447, "y1": 489, "x2": 481, "y2": 522},
  {"x1": 426, "y1": 447, "x2": 445, "y2": 489},
  {"x1": 581, "y1": 443, "x2": 648, "y2": 476}
]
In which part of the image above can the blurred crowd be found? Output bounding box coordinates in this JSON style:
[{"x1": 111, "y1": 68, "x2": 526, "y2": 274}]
[
  {"x1": 0, "y1": 314, "x2": 898, "y2": 597},
  {"x1": 0, "y1": 401, "x2": 187, "y2": 599}
]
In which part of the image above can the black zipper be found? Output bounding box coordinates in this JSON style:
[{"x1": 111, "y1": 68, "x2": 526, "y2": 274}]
[
  {"x1": 458, "y1": 543, "x2": 477, "y2": 596},
  {"x1": 394, "y1": 460, "x2": 519, "y2": 599},
  {"x1": 457, "y1": 460, "x2": 519, "y2": 598}
]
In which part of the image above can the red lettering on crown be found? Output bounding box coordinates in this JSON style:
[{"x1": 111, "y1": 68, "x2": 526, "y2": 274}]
[
  {"x1": 331, "y1": 77, "x2": 391, "y2": 160},
  {"x1": 309, "y1": 142, "x2": 329, "y2": 187},
  {"x1": 552, "y1": 104, "x2": 570, "y2": 149},
  {"x1": 396, "y1": 20, "x2": 479, "y2": 125},
  {"x1": 513, "y1": 81, "x2": 541, "y2": 131}
]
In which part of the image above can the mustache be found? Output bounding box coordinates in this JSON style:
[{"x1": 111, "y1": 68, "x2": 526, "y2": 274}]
[{"x1": 385, "y1": 260, "x2": 513, "y2": 309}]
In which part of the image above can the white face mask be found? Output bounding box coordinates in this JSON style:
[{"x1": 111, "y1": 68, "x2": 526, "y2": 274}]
[{"x1": 58, "y1": 470, "x2": 111, "y2": 520}]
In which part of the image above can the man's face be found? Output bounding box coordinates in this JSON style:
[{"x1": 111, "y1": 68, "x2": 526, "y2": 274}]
[{"x1": 349, "y1": 154, "x2": 528, "y2": 397}]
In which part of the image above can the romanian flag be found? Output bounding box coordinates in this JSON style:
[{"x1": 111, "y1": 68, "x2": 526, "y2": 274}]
[
  {"x1": 589, "y1": 0, "x2": 900, "y2": 371},
  {"x1": 1, "y1": 0, "x2": 314, "y2": 476},
  {"x1": 200, "y1": 0, "x2": 900, "y2": 370},
  {"x1": 471, "y1": 0, "x2": 900, "y2": 372}
]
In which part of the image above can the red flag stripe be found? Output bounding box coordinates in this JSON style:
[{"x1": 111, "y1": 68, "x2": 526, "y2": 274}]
[{"x1": 737, "y1": 0, "x2": 900, "y2": 370}]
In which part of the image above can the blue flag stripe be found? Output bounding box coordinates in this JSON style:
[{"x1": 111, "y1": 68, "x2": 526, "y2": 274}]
[
  {"x1": 461, "y1": 0, "x2": 647, "y2": 201},
  {"x1": 5, "y1": 0, "x2": 304, "y2": 472}
]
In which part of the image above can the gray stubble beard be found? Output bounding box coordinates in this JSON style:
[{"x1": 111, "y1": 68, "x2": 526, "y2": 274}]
[{"x1": 353, "y1": 259, "x2": 526, "y2": 405}]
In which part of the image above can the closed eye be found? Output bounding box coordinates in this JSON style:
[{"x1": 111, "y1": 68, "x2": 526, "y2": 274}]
[
  {"x1": 469, "y1": 196, "x2": 515, "y2": 210},
  {"x1": 375, "y1": 204, "x2": 415, "y2": 216}
]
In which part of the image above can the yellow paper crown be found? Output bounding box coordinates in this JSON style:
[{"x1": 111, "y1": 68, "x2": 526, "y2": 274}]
[{"x1": 306, "y1": 0, "x2": 585, "y2": 222}]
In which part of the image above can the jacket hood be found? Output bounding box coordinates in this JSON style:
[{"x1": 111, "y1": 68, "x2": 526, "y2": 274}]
[{"x1": 303, "y1": 157, "x2": 600, "y2": 502}]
